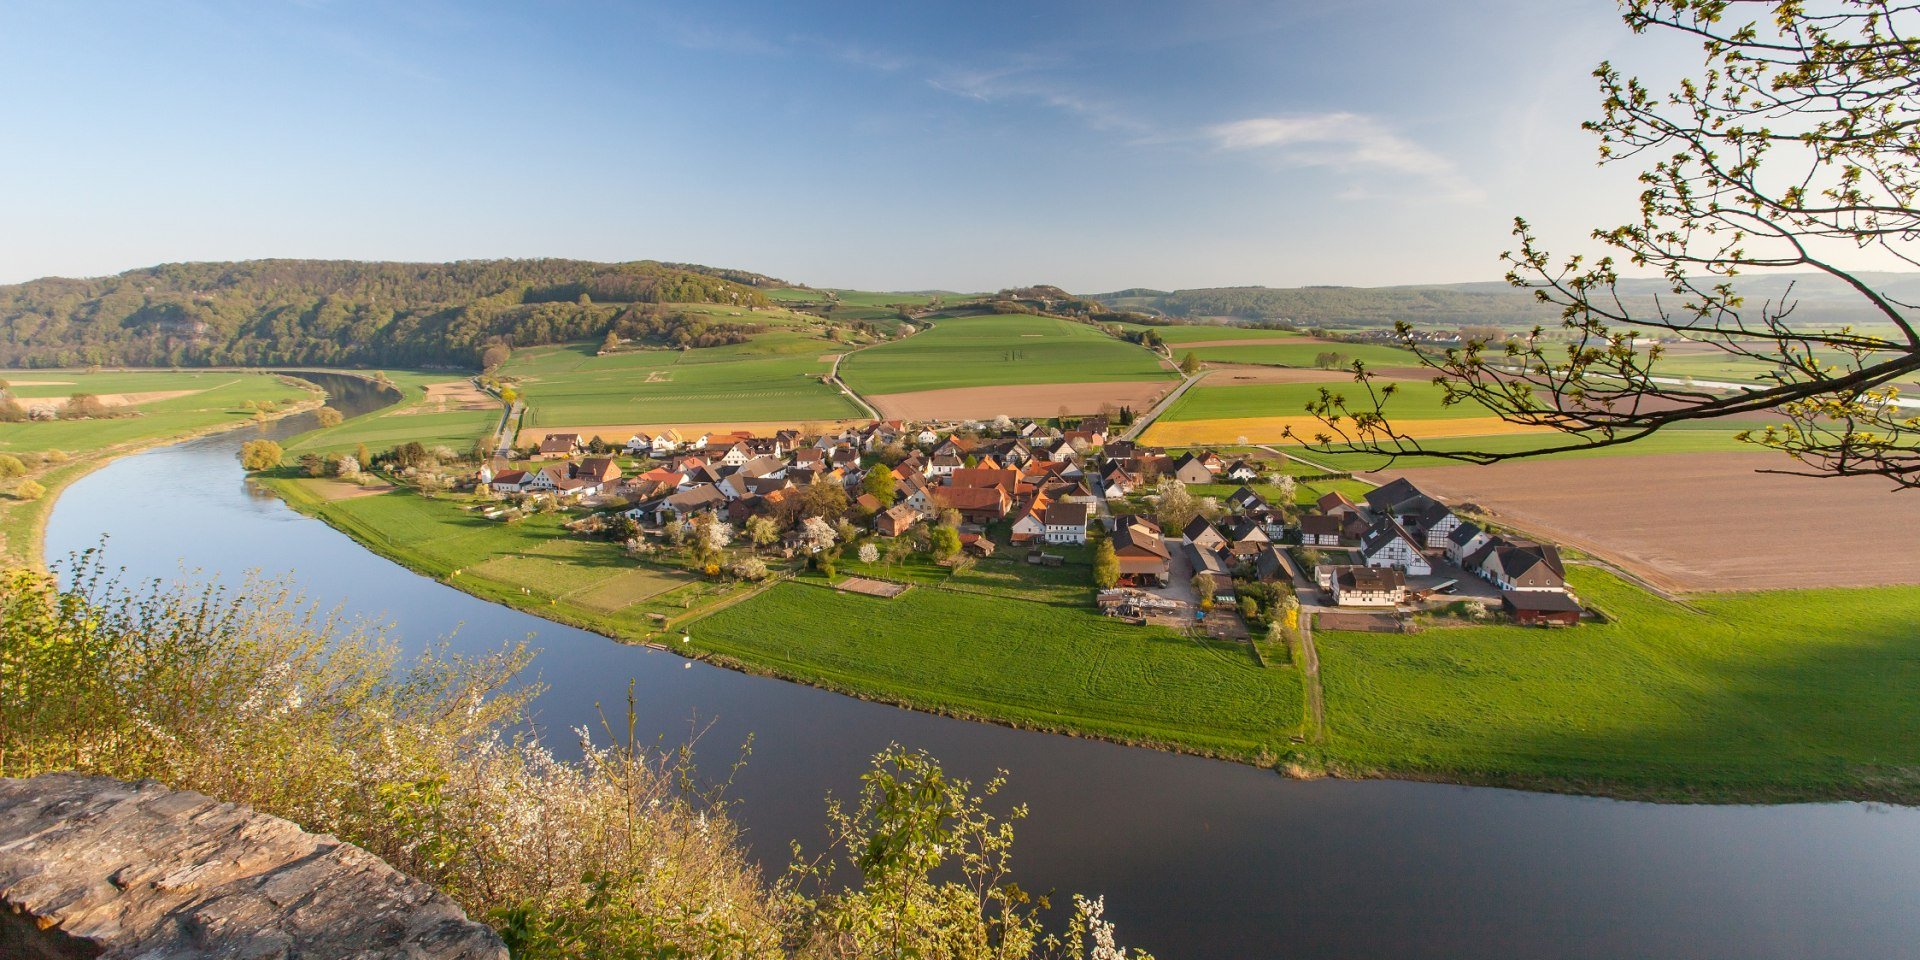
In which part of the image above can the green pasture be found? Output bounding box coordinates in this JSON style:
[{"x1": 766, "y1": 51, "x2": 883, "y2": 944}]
[
  {"x1": 1163, "y1": 379, "x2": 1458, "y2": 422},
  {"x1": 501, "y1": 337, "x2": 862, "y2": 427},
  {"x1": 691, "y1": 579, "x2": 1305, "y2": 757},
  {"x1": 838, "y1": 313, "x2": 1173, "y2": 395},
  {"x1": 1316, "y1": 567, "x2": 1920, "y2": 801}
]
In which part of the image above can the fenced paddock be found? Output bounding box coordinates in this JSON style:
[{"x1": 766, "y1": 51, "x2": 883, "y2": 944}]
[{"x1": 835, "y1": 576, "x2": 911, "y2": 598}]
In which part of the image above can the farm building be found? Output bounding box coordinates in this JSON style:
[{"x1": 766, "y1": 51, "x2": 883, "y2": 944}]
[
  {"x1": 1111, "y1": 516, "x2": 1171, "y2": 586},
  {"x1": 1329, "y1": 565, "x2": 1407, "y2": 607},
  {"x1": 1359, "y1": 517, "x2": 1432, "y2": 576},
  {"x1": 1503, "y1": 589, "x2": 1582, "y2": 626},
  {"x1": 1042, "y1": 501, "x2": 1091, "y2": 545}
]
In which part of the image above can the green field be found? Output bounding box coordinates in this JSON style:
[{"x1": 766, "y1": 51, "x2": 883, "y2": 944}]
[
  {"x1": 1280, "y1": 424, "x2": 1761, "y2": 471},
  {"x1": 1316, "y1": 567, "x2": 1920, "y2": 801},
  {"x1": 285, "y1": 370, "x2": 500, "y2": 456},
  {"x1": 1163, "y1": 378, "x2": 1458, "y2": 422},
  {"x1": 1190, "y1": 340, "x2": 1422, "y2": 369},
  {"x1": 839, "y1": 313, "x2": 1174, "y2": 395},
  {"x1": 1, "y1": 370, "x2": 319, "y2": 565},
  {"x1": 266, "y1": 479, "x2": 755, "y2": 632},
  {"x1": 502, "y1": 335, "x2": 863, "y2": 428},
  {"x1": 691, "y1": 580, "x2": 1305, "y2": 756}
]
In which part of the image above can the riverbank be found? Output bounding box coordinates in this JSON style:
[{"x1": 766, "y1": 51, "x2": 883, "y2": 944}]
[
  {"x1": 258, "y1": 465, "x2": 1920, "y2": 805},
  {"x1": 1, "y1": 373, "x2": 326, "y2": 567}
]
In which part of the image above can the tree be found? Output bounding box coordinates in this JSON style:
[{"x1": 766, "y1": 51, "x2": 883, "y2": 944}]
[
  {"x1": 10, "y1": 478, "x2": 44, "y2": 501},
  {"x1": 334, "y1": 454, "x2": 360, "y2": 478},
  {"x1": 600, "y1": 330, "x2": 620, "y2": 354},
  {"x1": 801, "y1": 482, "x2": 849, "y2": 521},
  {"x1": 1152, "y1": 478, "x2": 1198, "y2": 530},
  {"x1": 1190, "y1": 572, "x2": 1216, "y2": 606},
  {"x1": 991, "y1": 414, "x2": 1015, "y2": 433},
  {"x1": 0, "y1": 398, "x2": 26, "y2": 423},
  {"x1": 1307, "y1": 1, "x2": 1920, "y2": 487},
  {"x1": 1092, "y1": 539, "x2": 1119, "y2": 589},
  {"x1": 315, "y1": 407, "x2": 344, "y2": 428},
  {"x1": 63, "y1": 394, "x2": 110, "y2": 420},
  {"x1": 745, "y1": 515, "x2": 779, "y2": 550},
  {"x1": 1312, "y1": 351, "x2": 1348, "y2": 370},
  {"x1": 797, "y1": 516, "x2": 838, "y2": 555},
  {"x1": 239, "y1": 439, "x2": 282, "y2": 471},
  {"x1": 1276, "y1": 474, "x2": 1297, "y2": 504},
  {"x1": 937, "y1": 507, "x2": 961, "y2": 530},
  {"x1": 480, "y1": 342, "x2": 511, "y2": 372},
  {"x1": 728, "y1": 556, "x2": 769, "y2": 581},
  {"x1": 861, "y1": 466, "x2": 896, "y2": 506},
  {"x1": 928, "y1": 525, "x2": 961, "y2": 562},
  {"x1": 356, "y1": 443, "x2": 372, "y2": 468},
  {"x1": 607, "y1": 514, "x2": 641, "y2": 543},
  {"x1": 858, "y1": 542, "x2": 879, "y2": 564},
  {"x1": 1178, "y1": 352, "x2": 1202, "y2": 376},
  {"x1": 0, "y1": 455, "x2": 24, "y2": 479}
]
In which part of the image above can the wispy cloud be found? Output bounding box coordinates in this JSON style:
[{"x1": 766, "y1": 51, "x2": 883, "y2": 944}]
[
  {"x1": 1207, "y1": 113, "x2": 1484, "y2": 202},
  {"x1": 926, "y1": 60, "x2": 1151, "y2": 136}
]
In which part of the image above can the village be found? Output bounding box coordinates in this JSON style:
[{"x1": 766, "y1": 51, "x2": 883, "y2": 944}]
[{"x1": 473, "y1": 413, "x2": 1587, "y2": 638}]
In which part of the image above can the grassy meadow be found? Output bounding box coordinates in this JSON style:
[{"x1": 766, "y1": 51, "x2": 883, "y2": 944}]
[
  {"x1": 1315, "y1": 567, "x2": 1920, "y2": 801},
  {"x1": 691, "y1": 579, "x2": 1305, "y2": 756},
  {"x1": 838, "y1": 313, "x2": 1173, "y2": 395},
  {"x1": 502, "y1": 336, "x2": 863, "y2": 429},
  {"x1": 1190, "y1": 340, "x2": 1423, "y2": 368}
]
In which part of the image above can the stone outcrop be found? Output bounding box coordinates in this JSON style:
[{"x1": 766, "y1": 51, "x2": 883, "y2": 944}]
[{"x1": 0, "y1": 774, "x2": 506, "y2": 959}]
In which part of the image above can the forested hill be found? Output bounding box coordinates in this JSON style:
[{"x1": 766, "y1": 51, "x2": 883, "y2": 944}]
[
  {"x1": 1091, "y1": 273, "x2": 1920, "y2": 330},
  {"x1": 0, "y1": 259, "x2": 777, "y2": 369}
]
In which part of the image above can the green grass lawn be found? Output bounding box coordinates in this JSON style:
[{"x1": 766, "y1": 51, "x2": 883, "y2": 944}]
[
  {"x1": 1163, "y1": 378, "x2": 1458, "y2": 422},
  {"x1": 839, "y1": 313, "x2": 1174, "y2": 395},
  {"x1": 1315, "y1": 567, "x2": 1920, "y2": 801},
  {"x1": 0, "y1": 371, "x2": 319, "y2": 565},
  {"x1": 502, "y1": 335, "x2": 863, "y2": 427},
  {"x1": 691, "y1": 579, "x2": 1305, "y2": 756}
]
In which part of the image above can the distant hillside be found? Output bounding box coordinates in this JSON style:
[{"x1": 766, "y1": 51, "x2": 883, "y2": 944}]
[
  {"x1": 0, "y1": 259, "x2": 774, "y2": 369},
  {"x1": 1089, "y1": 273, "x2": 1920, "y2": 330}
]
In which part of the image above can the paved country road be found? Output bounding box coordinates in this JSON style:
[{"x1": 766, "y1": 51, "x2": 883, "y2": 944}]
[{"x1": 1119, "y1": 368, "x2": 1209, "y2": 442}]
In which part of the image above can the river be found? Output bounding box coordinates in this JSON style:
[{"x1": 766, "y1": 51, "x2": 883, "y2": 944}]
[{"x1": 43, "y1": 373, "x2": 1920, "y2": 959}]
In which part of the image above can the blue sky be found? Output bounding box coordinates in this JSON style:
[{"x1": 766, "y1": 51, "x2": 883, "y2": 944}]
[{"x1": 0, "y1": 1, "x2": 1695, "y2": 290}]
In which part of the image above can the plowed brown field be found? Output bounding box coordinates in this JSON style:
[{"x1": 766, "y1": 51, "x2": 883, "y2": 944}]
[{"x1": 1387, "y1": 452, "x2": 1920, "y2": 592}]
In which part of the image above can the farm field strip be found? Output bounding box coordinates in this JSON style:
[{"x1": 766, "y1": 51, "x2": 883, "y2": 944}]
[{"x1": 1143, "y1": 415, "x2": 1549, "y2": 447}]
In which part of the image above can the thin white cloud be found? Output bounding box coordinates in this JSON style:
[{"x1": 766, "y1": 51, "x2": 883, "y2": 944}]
[
  {"x1": 927, "y1": 60, "x2": 1150, "y2": 136},
  {"x1": 1208, "y1": 113, "x2": 1484, "y2": 202}
]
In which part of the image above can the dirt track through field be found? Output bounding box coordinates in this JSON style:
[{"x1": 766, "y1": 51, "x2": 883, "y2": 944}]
[
  {"x1": 869, "y1": 381, "x2": 1174, "y2": 420},
  {"x1": 1386, "y1": 452, "x2": 1920, "y2": 592}
]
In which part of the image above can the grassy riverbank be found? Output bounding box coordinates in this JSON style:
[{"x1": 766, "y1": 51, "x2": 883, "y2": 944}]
[{"x1": 0, "y1": 372, "x2": 322, "y2": 566}]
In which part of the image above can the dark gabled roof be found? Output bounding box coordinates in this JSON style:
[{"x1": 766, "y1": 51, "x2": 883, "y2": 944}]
[
  {"x1": 1336, "y1": 565, "x2": 1405, "y2": 592},
  {"x1": 1448, "y1": 521, "x2": 1485, "y2": 546},
  {"x1": 1363, "y1": 477, "x2": 1428, "y2": 511},
  {"x1": 1183, "y1": 515, "x2": 1222, "y2": 542},
  {"x1": 1359, "y1": 516, "x2": 1421, "y2": 556},
  {"x1": 1043, "y1": 501, "x2": 1091, "y2": 526},
  {"x1": 1406, "y1": 499, "x2": 1455, "y2": 534},
  {"x1": 665, "y1": 485, "x2": 726, "y2": 509},
  {"x1": 1299, "y1": 514, "x2": 1343, "y2": 537},
  {"x1": 1225, "y1": 516, "x2": 1268, "y2": 541},
  {"x1": 1255, "y1": 546, "x2": 1299, "y2": 583},
  {"x1": 1224, "y1": 459, "x2": 1256, "y2": 474},
  {"x1": 1226, "y1": 485, "x2": 1269, "y2": 510},
  {"x1": 1502, "y1": 589, "x2": 1582, "y2": 613}
]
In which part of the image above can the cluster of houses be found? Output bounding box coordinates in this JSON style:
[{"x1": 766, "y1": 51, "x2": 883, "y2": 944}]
[
  {"x1": 1297, "y1": 477, "x2": 1582, "y2": 625},
  {"x1": 479, "y1": 419, "x2": 1582, "y2": 627}
]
